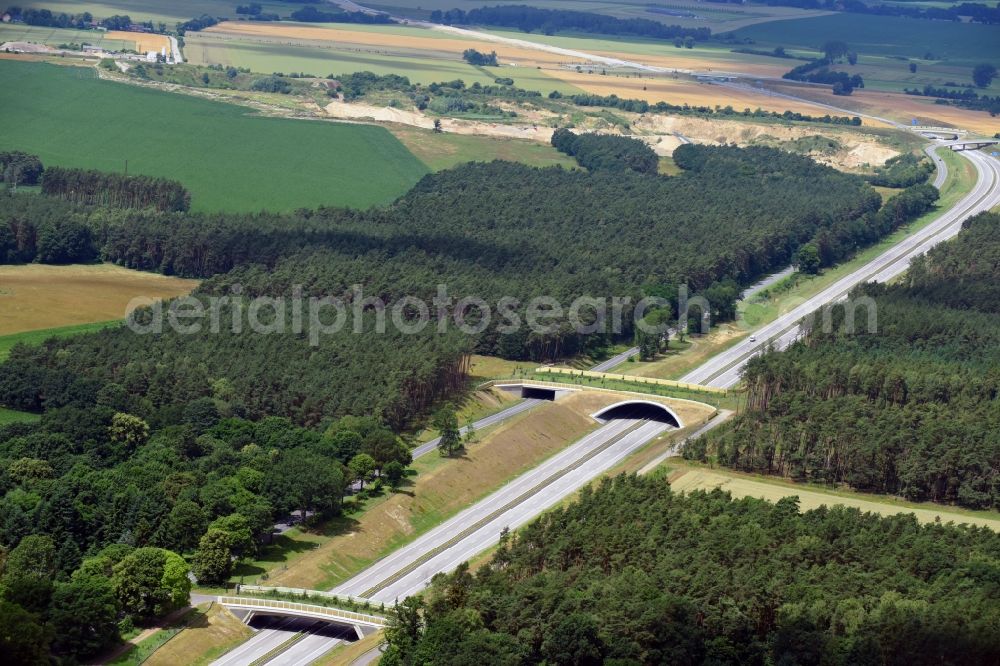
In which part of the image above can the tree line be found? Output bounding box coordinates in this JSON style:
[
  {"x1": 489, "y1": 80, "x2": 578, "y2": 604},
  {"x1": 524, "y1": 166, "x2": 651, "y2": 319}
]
[
  {"x1": 429, "y1": 5, "x2": 710, "y2": 41},
  {"x1": 712, "y1": 0, "x2": 1000, "y2": 23},
  {"x1": 559, "y1": 91, "x2": 863, "y2": 125},
  {"x1": 382, "y1": 474, "x2": 1000, "y2": 665},
  {"x1": 687, "y1": 212, "x2": 1000, "y2": 510},
  {"x1": 40, "y1": 166, "x2": 190, "y2": 212},
  {"x1": 551, "y1": 128, "x2": 659, "y2": 174}
]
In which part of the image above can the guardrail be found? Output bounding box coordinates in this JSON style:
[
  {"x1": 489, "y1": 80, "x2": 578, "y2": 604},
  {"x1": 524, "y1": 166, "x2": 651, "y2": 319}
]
[
  {"x1": 534, "y1": 367, "x2": 730, "y2": 396},
  {"x1": 217, "y1": 597, "x2": 388, "y2": 628}
]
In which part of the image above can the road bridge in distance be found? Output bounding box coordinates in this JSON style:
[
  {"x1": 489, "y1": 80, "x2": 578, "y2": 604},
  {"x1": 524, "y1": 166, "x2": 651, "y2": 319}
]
[{"x1": 945, "y1": 139, "x2": 999, "y2": 151}]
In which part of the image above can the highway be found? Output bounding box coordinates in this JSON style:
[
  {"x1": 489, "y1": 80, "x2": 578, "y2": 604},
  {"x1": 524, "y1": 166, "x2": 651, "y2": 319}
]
[
  {"x1": 211, "y1": 616, "x2": 303, "y2": 666},
  {"x1": 333, "y1": 412, "x2": 673, "y2": 603},
  {"x1": 681, "y1": 147, "x2": 1000, "y2": 389},
  {"x1": 590, "y1": 346, "x2": 640, "y2": 372}
]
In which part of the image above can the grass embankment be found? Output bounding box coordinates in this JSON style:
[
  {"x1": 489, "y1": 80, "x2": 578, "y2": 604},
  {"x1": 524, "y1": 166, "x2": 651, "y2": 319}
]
[
  {"x1": 620, "y1": 146, "x2": 977, "y2": 380},
  {"x1": 143, "y1": 603, "x2": 253, "y2": 666},
  {"x1": 667, "y1": 461, "x2": 1000, "y2": 531},
  {"x1": 106, "y1": 607, "x2": 202, "y2": 666},
  {"x1": 0, "y1": 59, "x2": 428, "y2": 212}
]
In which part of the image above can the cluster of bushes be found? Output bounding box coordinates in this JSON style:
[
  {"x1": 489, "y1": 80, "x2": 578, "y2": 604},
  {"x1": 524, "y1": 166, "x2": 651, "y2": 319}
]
[
  {"x1": 176, "y1": 14, "x2": 219, "y2": 35},
  {"x1": 383, "y1": 474, "x2": 1000, "y2": 664},
  {"x1": 688, "y1": 212, "x2": 1000, "y2": 510},
  {"x1": 784, "y1": 58, "x2": 865, "y2": 95},
  {"x1": 866, "y1": 152, "x2": 934, "y2": 188},
  {"x1": 462, "y1": 48, "x2": 498, "y2": 66},
  {"x1": 40, "y1": 166, "x2": 190, "y2": 212},
  {"x1": 250, "y1": 74, "x2": 292, "y2": 93},
  {"x1": 429, "y1": 5, "x2": 710, "y2": 41},
  {"x1": 0, "y1": 151, "x2": 43, "y2": 186},
  {"x1": 550, "y1": 128, "x2": 659, "y2": 174}
]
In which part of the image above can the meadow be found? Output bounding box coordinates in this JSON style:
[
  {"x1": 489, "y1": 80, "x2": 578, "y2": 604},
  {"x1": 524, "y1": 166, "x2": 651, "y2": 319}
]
[
  {"x1": 730, "y1": 13, "x2": 1000, "y2": 63},
  {"x1": 0, "y1": 60, "x2": 429, "y2": 211}
]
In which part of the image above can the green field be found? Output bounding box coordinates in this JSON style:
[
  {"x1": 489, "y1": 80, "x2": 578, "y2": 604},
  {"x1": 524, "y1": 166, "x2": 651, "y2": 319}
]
[
  {"x1": 0, "y1": 320, "x2": 120, "y2": 362},
  {"x1": 729, "y1": 13, "x2": 1000, "y2": 64},
  {"x1": 0, "y1": 23, "x2": 134, "y2": 50},
  {"x1": 388, "y1": 126, "x2": 577, "y2": 171},
  {"x1": 0, "y1": 60, "x2": 428, "y2": 211},
  {"x1": 0, "y1": 407, "x2": 39, "y2": 425}
]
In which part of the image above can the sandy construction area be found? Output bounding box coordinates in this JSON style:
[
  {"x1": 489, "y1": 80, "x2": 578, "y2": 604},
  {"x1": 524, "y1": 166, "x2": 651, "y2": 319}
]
[
  {"x1": 106, "y1": 30, "x2": 170, "y2": 54},
  {"x1": 322, "y1": 99, "x2": 554, "y2": 141},
  {"x1": 636, "y1": 115, "x2": 898, "y2": 168},
  {"x1": 0, "y1": 263, "x2": 199, "y2": 335}
]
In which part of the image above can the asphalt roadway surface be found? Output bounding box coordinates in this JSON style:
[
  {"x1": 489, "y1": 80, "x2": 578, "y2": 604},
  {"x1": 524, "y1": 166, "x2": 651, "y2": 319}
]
[{"x1": 333, "y1": 410, "x2": 674, "y2": 604}]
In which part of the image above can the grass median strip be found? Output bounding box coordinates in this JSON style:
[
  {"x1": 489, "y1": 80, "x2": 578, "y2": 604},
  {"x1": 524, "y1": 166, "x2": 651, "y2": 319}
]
[{"x1": 360, "y1": 420, "x2": 646, "y2": 597}]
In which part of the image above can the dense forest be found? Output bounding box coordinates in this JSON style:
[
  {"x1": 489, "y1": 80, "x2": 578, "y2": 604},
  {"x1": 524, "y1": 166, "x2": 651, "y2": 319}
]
[
  {"x1": 550, "y1": 128, "x2": 659, "y2": 174},
  {"x1": 429, "y1": 5, "x2": 710, "y2": 40},
  {"x1": 1, "y1": 146, "x2": 935, "y2": 361},
  {"x1": 687, "y1": 212, "x2": 1000, "y2": 510},
  {"x1": 0, "y1": 405, "x2": 417, "y2": 660},
  {"x1": 382, "y1": 474, "x2": 1000, "y2": 665}
]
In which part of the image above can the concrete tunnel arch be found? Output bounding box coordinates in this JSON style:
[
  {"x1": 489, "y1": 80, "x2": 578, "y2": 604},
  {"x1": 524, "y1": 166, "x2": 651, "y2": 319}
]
[{"x1": 592, "y1": 400, "x2": 682, "y2": 428}]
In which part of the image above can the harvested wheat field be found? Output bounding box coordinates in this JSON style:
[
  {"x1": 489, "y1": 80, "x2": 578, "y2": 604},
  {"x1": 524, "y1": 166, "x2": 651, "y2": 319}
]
[
  {"x1": 204, "y1": 21, "x2": 568, "y2": 66},
  {"x1": 772, "y1": 83, "x2": 1000, "y2": 135},
  {"x1": 106, "y1": 30, "x2": 171, "y2": 54},
  {"x1": 551, "y1": 70, "x2": 832, "y2": 115},
  {"x1": 670, "y1": 468, "x2": 1000, "y2": 530},
  {"x1": 264, "y1": 390, "x2": 714, "y2": 590},
  {"x1": 0, "y1": 263, "x2": 199, "y2": 335}
]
